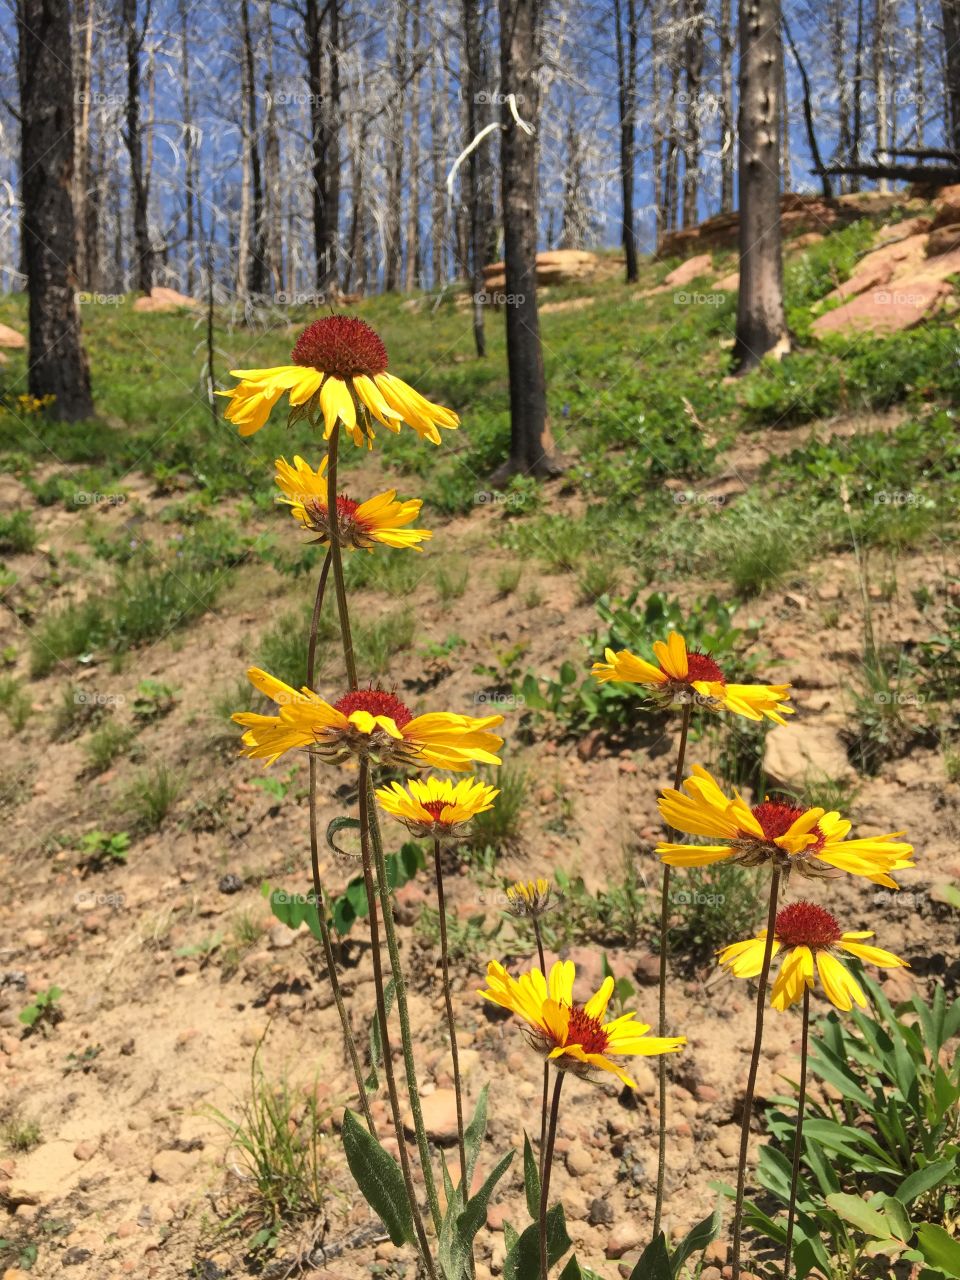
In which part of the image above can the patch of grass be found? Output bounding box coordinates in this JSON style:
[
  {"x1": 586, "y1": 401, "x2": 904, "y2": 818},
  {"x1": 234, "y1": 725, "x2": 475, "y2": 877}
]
[
  {"x1": 355, "y1": 607, "x2": 416, "y2": 678},
  {"x1": 0, "y1": 675, "x2": 31, "y2": 731},
  {"x1": 207, "y1": 1047, "x2": 332, "y2": 1252},
  {"x1": 125, "y1": 762, "x2": 184, "y2": 832},
  {"x1": 577, "y1": 558, "x2": 619, "y2": 603},
  {"x1": 494, "y1": 564, "x2": 522, "y2": 597},
  {"x1": 666, "y1": 863, "x2": 763, "y2": 964},
  {"x1": 415, "y1": 904, "x2": 501, "y2": 965},
  {"x1": 29, "y1": 599, "x2": 103, "y2": 677},
  {"x1": 467, "y1": 763, "x2": 528, "y2": 851},
  {"x1": 257, "y1": 606, "x2": 339, "y2": 691},
  {"x1": 52, "y1": 683, "x2": 111, "y2": 740},
  {"x1": 83, "y1": 720, "x2": 137, "y2": 774},
  {"x1": 0, "y1": 1105, "x2": 43, "y2": 1153},
  {"x1": 0, "y1": 510, "x2": 37, "y2": 554},
  {"x1": 701, "y1": 493, "x2": 816, "y2": 597},
  {"x1": 435, "y1": 563, "x2": 469, "y2": 602}
]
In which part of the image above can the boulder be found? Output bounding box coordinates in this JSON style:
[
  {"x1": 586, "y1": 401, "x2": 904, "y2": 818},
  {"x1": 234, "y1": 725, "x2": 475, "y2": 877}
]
[
  {"x1": 811, "y1": 278, "x2": 951, "y2": 337},
  {"x1": 926, "y1": 222, "x2": 960, "y2": 257},
  {"x1": 713, "y1": 270, "x2": 740, "y2": 292},
  {"x1": 663, "y1": 253, "x2": 714, "y2": 287},
  {"x1": 0, "y1": 323, "x2": 26, "y2": 349},
  {"x1": 930, "y1": 182, "x2": 960, "y2": 229},
  {"x1": 481, "y1": 249, "x2": 599, "y2": 293},
  {"x1": 763, "y1": 722, "x2": 854, "y2": 790},
  {"x1": 874, "y1": 215, "x2": 933, "y2": 245},
  {"x1": 132, "y1": 286, "x2": 198, "y2": 313}
]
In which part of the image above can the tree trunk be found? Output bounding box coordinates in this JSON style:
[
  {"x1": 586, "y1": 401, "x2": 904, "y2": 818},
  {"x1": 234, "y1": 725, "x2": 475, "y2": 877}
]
[
  {"x1": 614, "y1": 0, "x2": 639, "y2": 281},
  {"x1": 832, "y1": 0, "x2": 851, "y2": 192},
  {"x1": 240, "y1": 0, "x2": 267, "y2": 295},
  {"x1": 874, "y1": 0, "x2": 890, "y2": 191},
  {"x1": 179, "y1": 0, "x2": 196, "y2": 294},
  {"x1": 73, "y1": 0, "x2": 94, "y2": 290},
  {"x1": 733, "y1": 0, "x2": 788, "y2": 372},
  {"x1": 719, "y1": 0, "x2": 735, "y2": 211},
  {"x1": 122, "y1": 0, "x2": 152, "y2": 293},
  {"x1": 783, "y1": 14, "x2": 832, "y2": 198},
  {"x1": 404, "y1": 0, "x2": 422, "y2": 291},
  {"x1": 462, "y1": 0, "x2": 485, "y2": 348},
  {"x1": 19, "y1": 0, "x2": 94, "y2": 419},
  {"x1": 682, "y1": 0, "x2": 704, "y2": 226},
  {"x1": 495, "y1": 0, "x2": 559, "y2": 479},
  {"x1": 942, "y1": 0, "x2": 960, "y2": 151},
  {"x1": 305, "y1": 0, "x2": 340, "y2": 294},
  {"x1": 384, "y1": 0, "x2": 407, "y2": 291},
  {"x1": 779, "y1": 32, "x2": 791, "y2": 189},
  {"x1": 262, "y1": 0, "x2": 283, "y2": 294}
]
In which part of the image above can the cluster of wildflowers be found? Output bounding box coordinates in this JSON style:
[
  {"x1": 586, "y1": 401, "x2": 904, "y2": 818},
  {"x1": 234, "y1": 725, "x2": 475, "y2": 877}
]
[{"x1": 223, "y1": 317, "x2": 916, "y2": 1280}]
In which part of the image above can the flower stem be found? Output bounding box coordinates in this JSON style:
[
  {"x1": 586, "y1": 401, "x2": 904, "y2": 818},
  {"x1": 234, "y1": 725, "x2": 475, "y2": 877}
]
[
  {"x1": 357, "y1": 759, "x2": 436, "y2": 1278},
  {"x1": 325, "y1": 423, "x2": 358, "y2": 691},
  {"x1": 783, "y1": 986, "x2": 810, "y2": 1280},
  {"x1": 539, "y1": 1069, "x2": 564, "y2": 1280},
  {"x1": 532, "y1": 916, "x2": 549, "y2": 1182},
  {"x1": 730, "y1": 864, "x2": 782, "y2": 1280},
  {"x1": 365, "y1": 778, "x2": 443, "y2": 1235},
  {"x1": 305, "y1": 552, "x2": 373, "y2": 1133},
  {"x1": 653, "y1": 700, "x2": 692, "y2": 1237},
  {"x1": 433, "y1": 838, "x2": 468, "y2": 1196}
]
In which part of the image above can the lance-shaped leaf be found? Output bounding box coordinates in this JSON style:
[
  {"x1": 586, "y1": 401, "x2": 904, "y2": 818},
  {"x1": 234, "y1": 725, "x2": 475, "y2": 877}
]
[{"x1": 341, "y1": 1108, "x2": 413, "y2": 1246}]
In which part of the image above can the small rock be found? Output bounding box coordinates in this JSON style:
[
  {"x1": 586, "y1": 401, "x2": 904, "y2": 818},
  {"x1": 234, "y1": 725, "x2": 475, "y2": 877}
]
[
  {"x1": 402, "y1": 1089, "x2": 459, "y2": 1145},
  {"x1": 150, "y1": 1149, "x2": 199, "y2": 1184},
  {"x1": 62, "y1": 1249, "x2": 93, "y2": 1266},
  {"x1": 268, "y1": 924, "x2": 298, "y2": 950},
  {"x1": 73, "y1": 1141, "x2": 98, "y2": 1161},
  {"x1": 715, "y1": 1125, "x2": 740, "y2": 1159},
  {"x1": 606, "y1": 1221, "x2": 645, "y2": 1260},
  {"x1": 565, "y1": 1141, "x2": 593, "y2": 1177},
  {"x1": 218, "y1": 874, "x2": 244, "y2": 895},
  {"x1": 588, "y1": 1197, "x2": 614, "y2": 1227}
]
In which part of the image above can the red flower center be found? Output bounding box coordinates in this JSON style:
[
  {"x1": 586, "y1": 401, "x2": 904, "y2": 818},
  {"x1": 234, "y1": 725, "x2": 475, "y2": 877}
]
[
  {"x1": 421, "y1": 799, "x2": 449, "y2": 821},
  {"x1": 775, "y1": 900, "x2": 842, "y2": 948},
  {"x1": 751, "y1": 799, "x2": 810, "y2": 840},
  {"x1": 682, "y1": 650, "x2": 726, "y2": 684},
  {"x1": 333, "y1": 688, "x2": 412, "y2": 728},
  {"x1": 565, "y1": 1006, "x2": 610, "y2": 1056},
  {"x1": 291, "y1": 315, "x2": 389, "y2": 378}
]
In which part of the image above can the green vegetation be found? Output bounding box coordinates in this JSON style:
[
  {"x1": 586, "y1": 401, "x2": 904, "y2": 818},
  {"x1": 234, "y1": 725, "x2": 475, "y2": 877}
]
[
  {"x1": 124, "y1": 762, "x2": 184, "y2": 832},
  {"x1": 0, "y1": 510, "x2": 37, "y2": 554}
]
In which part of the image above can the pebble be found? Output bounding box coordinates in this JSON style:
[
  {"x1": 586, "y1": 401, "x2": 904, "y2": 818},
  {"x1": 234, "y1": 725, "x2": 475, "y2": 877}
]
[
  {"x1": 402, "y1": 1089, "x2": 460, "y2": 1144},
  {"x1": 565, "y1": 1141, "x2": 593, "y2": 1177},
  {"x1": 73, "y1": 1140, "x2": 98, "y2": 1161},
  {"x1": 150, "y1": 1149, "x2": 199, "y2": 1184},
  {"x1": 715, "y1": 1125, "x2": 740, "y2": 1159},
  {"x1": 606, "y1": 1221, "x2": 645, "y2": 1259},
  {"x1": 588, "y1": 1197, "x2": 614, "y2": 1226}
]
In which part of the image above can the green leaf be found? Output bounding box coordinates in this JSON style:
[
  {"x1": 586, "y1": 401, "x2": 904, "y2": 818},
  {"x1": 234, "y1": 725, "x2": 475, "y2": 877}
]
[
  {"x1": 266, "y1": 885, "x2": 325, "y2": 940},
  {"x1": 897, "y1": 1157, "x2": 958, "y2": 1205},
  {"x1": 504, "y1": 1204, "x2": 571, "y2": 1280},
  {"x1": 879, "y1": 1196, "x2": 912, "y2": 1245},
  {"x1": 326, "y1": 814, "x2": 361, "y2": 857},
  {"x1": 558, "y1": 1257, "x2": 584, "y2": 1280},
  {"x1": 440, "y1": 1150, "x2": 514, "y2": 1280},
  {"x1": 463, "y1": 1085, "x2": 489, "y2": 1193},
  {"x1": 916, "y1": 1224, "x2": 960, "y2": 1278},
  {"x1": 825, "y1": 1193, "x2": 891, "y2": 1239},
  {"x1": 341, "y1": 1109, "x2": 414, "y2": 1246},
  {"x1": 523, "y1": 1133, "x2": 541, "y2": 1221},
  {"x1": 671, "y1": 1207, "x2": 723, "y2": 1276},
  {"x1": 364, "y1": 979, "x2": 396, "y2": 1092},
  {"x1": 628, "y1": 1231, "x2": 671, "y2": 1280}
]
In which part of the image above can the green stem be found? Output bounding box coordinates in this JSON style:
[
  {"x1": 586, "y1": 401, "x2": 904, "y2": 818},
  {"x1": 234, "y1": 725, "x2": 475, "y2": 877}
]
[
  {"x1": 357, "y1": 759, "x2": 436, "y2": 1278},
  {"x1": 539, "y1": 1070, "x2": 564, "y2": 1280},
  {"x1": 365, "y1": 776, "x2": 443, "y2": 1235},
  {"x1": 783, "y1": 987, "x2": 810, "y2": 1280},
  {"x1": 325, "y1": 423, "x2": 358, "y2": 691},
  {"x1": 730, "y1": 865, "x2": 782, "y2": 1280},
  {"x1": 653, "y1": 699, "x2": 692, "y2": 1237},
  {"x1": 433, "y1": 839, "x2": 468, "y2": 1198},
  {"x1": 532, "y1": 916, "x2": 549, "y2": 1182},
  {"x1": 305, "y1": 551, "x2": 373, "y2": 1134}
]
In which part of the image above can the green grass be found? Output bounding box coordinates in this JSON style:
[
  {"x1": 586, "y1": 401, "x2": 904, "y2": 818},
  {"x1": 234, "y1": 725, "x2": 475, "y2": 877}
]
[
  {"x1": 355, "y1": 607, "x2": 416, "y2": 678},
  {"x1": 83, "y1": 720, "x2": 137, "y2": 774},
  {"x1": 0, "y1": 675, "x2": 31, "y2": 731},
  {"x1": 125, "y1": 762, "x2": 185, "y2": 832},
  {"x1": 0, "y1": 510, "x2": 37, "y2": 554},
  {"x1": 468, "y1": 763, "x2": 528, "y2": 851}
]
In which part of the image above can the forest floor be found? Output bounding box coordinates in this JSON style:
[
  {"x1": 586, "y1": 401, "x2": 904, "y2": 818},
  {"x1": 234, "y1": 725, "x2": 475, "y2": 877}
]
[{"x1": 0, "y1": 197, "x2": 958, "y2": 1280}]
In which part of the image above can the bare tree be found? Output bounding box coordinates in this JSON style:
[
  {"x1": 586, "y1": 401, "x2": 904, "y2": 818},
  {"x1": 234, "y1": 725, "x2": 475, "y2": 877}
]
[
  {"x1": 733, "y1": 0, "x2": 788, "y2": 372},
  {"x1": 19, "y1": 0, "x2": 94, "y2": 418},
  {"x1": 122, "y1": 0, "x2": 152, "y2": 293},
  {"x1": 239, "y1": 0, "x2": 267, "y2": 295},
  {"x1": 384, "y1": 0, "x2": 407, "y2": 291},
  {"x1": 613, "y1": 0, "x2": 640, "y2": 280},
  {"x1": 495, "y1": 0, "x2": 559, "y2": 479},
  {"x1": 719, "y1": 0, "x2": 735, "y2": 210},
  {"x1": 942, "y1": 0, "x2": 960, "y2": 151}
]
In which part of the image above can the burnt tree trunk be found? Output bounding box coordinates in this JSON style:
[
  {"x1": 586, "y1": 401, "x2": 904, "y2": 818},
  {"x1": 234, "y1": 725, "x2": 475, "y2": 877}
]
[
  {"x1": 19, "y1": 0, "x2": 94, "y2": 419},
  {"x1": 682, "y1": 0, "x2": 704, "y2": 227},
  {"x1": 240, "y1": 0, "x2": 267, "y2": 296},
  {"x1": 463, "y1": 0, "x2": 488, "y2": 351},
  {"x1": 613, "y1": 0, "x2": 639, "y2": 282},
  {"x1": 122, "y1": 0, "x2": 152, "y2": 293},
  {"x1": 305, "y1": 0, "x2": 341, "y2": 293},
  {"x1": 495, "y1": 0, "x2": 559, "y2": 479},
  {"x1": 942, "y1": 0, "x2": 960, "y2": 151},
  {"x1": 719, "y1": 0, "x2": 735, "y2": 211},
  {"x1": 733, "y1": 0, "x2": 789, "y2": 372},
  {"x1": 384, "y1": 0, "x2": 407, "y2": 291}
]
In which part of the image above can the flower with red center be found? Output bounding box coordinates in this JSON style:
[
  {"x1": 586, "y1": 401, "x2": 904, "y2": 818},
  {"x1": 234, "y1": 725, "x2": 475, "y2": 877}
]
[
  {"x1": 375, "y1": 775, "x2": 499, "y2": 841},
  {"x1": 655, "y1": 765, "x2": 915, "y2": 886},
  {"x1": 718, "y1": 900, "x2": 909, "y2": 1011},
  {"x1": 478, "y1": 959, "x2": 685, "y2": 1088},
  {"x1": 218, "y1": 314, "x2": 459, "y2": 447},
  {"x1": 274, "y1": 455, "x2": 431, "y2": 551},
  {"x1": 591, "y1": 630, "x2": 793, "y2": 724},
  {"x1": 232, "y1": 669, "x2": 503, "y2": 771}
]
